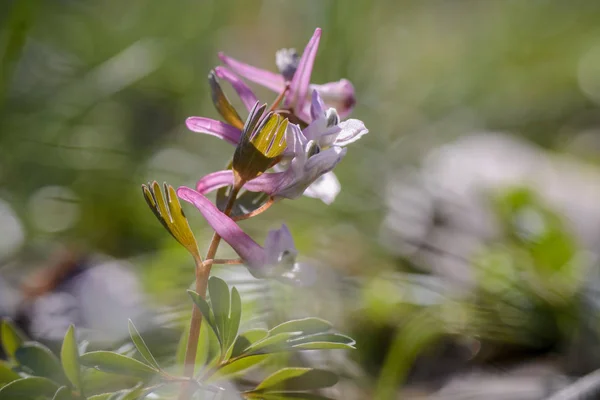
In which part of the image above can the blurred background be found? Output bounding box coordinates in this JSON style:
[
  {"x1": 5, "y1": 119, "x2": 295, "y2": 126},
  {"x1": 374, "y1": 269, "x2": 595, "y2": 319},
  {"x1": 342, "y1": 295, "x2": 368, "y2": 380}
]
[{"x1": 4, "y1": 0, "x2": 600, "y2": 398}]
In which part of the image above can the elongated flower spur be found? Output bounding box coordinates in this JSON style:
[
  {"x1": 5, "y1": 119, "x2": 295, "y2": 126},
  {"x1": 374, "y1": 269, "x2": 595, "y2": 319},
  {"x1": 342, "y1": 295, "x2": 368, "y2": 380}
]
[{"x1": 177, "y1": 187, "x2": 316, "y2": 286}]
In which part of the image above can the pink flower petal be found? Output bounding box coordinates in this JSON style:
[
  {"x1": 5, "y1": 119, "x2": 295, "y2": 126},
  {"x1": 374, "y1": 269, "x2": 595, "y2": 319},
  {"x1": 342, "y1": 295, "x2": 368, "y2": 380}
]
[
  {"x1": 219, "y1": 52, "x2": 285, "y2": 93},
  {"x1": 186, "y1": 117, "x2": 241, "y2": 146},
  {"x1": 177, "y1": 187, "x2": 268, "y2": 275},
  {"x1": 285, "y1": 28, "x2": 322, "y2": 110},
  {"x1": 195, "y1": 170, "x2": 235, "y2": 194},
  {"x1": 195, "y1": 169, "x2": 287, "y2": 196},
  {"x1": 311, "y1": 79, "x2": 356, "y2": 119},
  {"x1": 214, "y1": 66, "x2": 258, "y2": 113}
]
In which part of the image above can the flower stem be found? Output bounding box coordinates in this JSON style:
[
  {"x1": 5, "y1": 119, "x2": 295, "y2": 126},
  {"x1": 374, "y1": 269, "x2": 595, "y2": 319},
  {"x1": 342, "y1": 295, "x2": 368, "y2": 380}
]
[
  {"x1": 232, "y1": 197, "x2": 275, "y2": 222},
  {"x1": 268, "y1": 84, "x2": 290, "y2": 113},
  {"x1": 179, "y1": 184, "x2": 241, "y2": 399}
]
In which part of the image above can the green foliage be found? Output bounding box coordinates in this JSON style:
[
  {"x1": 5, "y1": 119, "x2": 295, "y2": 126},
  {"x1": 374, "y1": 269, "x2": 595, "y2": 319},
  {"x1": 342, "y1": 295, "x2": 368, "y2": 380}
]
[
  {"x1": 0, "y1": 319, "x2": 26, "y2": 360},
  {"x1": 52, "y1": 386, "x2": 75, "y2": 400},
  {"x1": 79, "y1": 352, "x2": 157, "y2": 380},
  {"x1": 15, "y1": 342, "x2": 68, "y2": 385},
  {"x1": 253, "y1": 368, "x2": 338, "y2": 392},
  {"x1": 0, "y1": 377, "x2": 59, "y2": 400},
  {"x1": 0, "y1": 279, "x2": 352, "y2": 399},
  {"x1": 206, "y1": 354, "x2": 270, "y2": 383},
  {"x1": 61, "y1": 325, "x2": 81, "y2": 390},
  {"x1": 187, "y1": 276, "x2": 243, "y2": 355},
  {"x1": 0, "y1": 362, "x2": 20, "y2": 386},
  {"x1": 128, "y1": 320, "x2": 160, "y2": 371}
]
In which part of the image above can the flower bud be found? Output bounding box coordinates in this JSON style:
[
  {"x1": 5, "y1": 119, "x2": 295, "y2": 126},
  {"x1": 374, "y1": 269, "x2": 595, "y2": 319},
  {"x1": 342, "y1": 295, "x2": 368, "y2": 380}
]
[
  {"x1": 233, "y1": 103, "x2": 288, "y2": 184},
  {"x1": 208, "y1": 70, "x2": 244, "y2": 130},
  {"x1": 275, "y1": 48, "x2": 300, "y2": 81},
  {"x1": 142, "y1": 182, "x2": 200, "y2": 260}
]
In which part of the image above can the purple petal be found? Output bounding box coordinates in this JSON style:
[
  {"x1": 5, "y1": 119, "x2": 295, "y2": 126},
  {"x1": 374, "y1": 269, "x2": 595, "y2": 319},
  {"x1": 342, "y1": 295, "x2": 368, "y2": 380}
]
[
  {"x1": 195, "y1": 169, "x2": 288, "y2": 196},
  {"x1": 275, "y1": 146, "x2": 346, "y2": 200},
  {"x1": 310, "y1": 90, "x2": 326, "y2": 122},
  {"x1": 264, "y1": 224, "x2": 297, "y2": 266},
  {"x1": 186, "y1": 117, "x2": 242, "y2": 146},
  {"x1": 310, "y1": 79, "x2": 356, "y2": 119},
  {"x1": 303, "y1": 171, "x2": 341, "y2": 205},
  {"x1": 218, "y1": 52, "x2": 285, "y2": 93},
  {"x1": 243, "y1": 172, "x2": 288, "y2": 194},
  {"x1": 196, "y1": 170, "x2": 235, "y2": 194},
  {"x1": 214, "y1": 66, "x2": 258, "y2": 113},
  {"x1": 285, "y1": 28, "x2": 321, "y2": 110},
  {"x1": 177, "y1": 187, "x2": 268, "y2": 275}
]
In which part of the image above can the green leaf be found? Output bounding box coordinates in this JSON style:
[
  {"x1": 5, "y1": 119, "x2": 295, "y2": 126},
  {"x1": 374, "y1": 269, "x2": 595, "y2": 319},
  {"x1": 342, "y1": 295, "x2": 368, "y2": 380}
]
[
  {"x1": 187, "y1": 290, "x2": 219, "y2": 341},
  {"x1": 226, "y1": 287, "x2": 242, "y2": 352},
  {"x1": 81, "y1": 368, "x2": 139, "y2": 397},
  {"x1": 80, "y1": 352, "x2": 157, "y2": 380},
  {"x1": 0, "y1": 377, "x2": 59, "y2": 400},
  {"x1": 208, "y1": 276, "x2": 230, "y2": 348},
  {"x1": 15, "y1": 342, "x2": 68, "y2": 384},
  {"x1": 206, "y1": 354, "x2": 269, "y2": 383},
  {"x1": 231, "y1": 329, "x2": 269, "y2": 358},
  {"x1": 287, "y1": 333, "x2": 356, "y2": 350},
  {"x1": 128, "y1": 320, "x2": 160, "y2": 370},
  {"x1": 112, "y1": 382, "x2": 144, "y2": 400},
  {"x1": 60, "y1": 325, "x2": 81, "y2": 390},
  {"x1": 52, "y1": 386, "x2": 75, "y2": 400},
  {"x1": 175, "y1": 320, "x2": 220, "y2": 372},
  {"x1": 0, "y1": 319, "x2": 26, "y2": 359},
  {"x1": 254, "y1": 368, "x2": 338, "y2": 392},
  {"x1": 198, "y1": 319, "x2": 221, "y2": 369},
  {"x1": 244, "y1": 332, "x2": 301, "y2": 354},
  {"x1": 290, "y1": 342, "x2": 356, "y2": 350},
  {"x1": 255, "y1": 368, "x2": 311, "y2": 391},
  {"x1": 0, "y1": 361, "x2": 20, "y2": 385},
  {"x1": 269, "y1": 318, "x2": 332, "y2": 337}
]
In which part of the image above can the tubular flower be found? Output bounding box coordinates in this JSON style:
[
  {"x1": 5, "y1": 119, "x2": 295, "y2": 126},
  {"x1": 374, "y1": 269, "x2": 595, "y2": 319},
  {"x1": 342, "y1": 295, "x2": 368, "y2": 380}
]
[
  {"x1": 193, "y1": 91, "x2": 367, "y2": 204},
  {"x1": 177, "y1": 187, "x2": 315, "y2": 286},
  {"x1": 218, "y1": 28, "x2": 356, "y2": 122}
]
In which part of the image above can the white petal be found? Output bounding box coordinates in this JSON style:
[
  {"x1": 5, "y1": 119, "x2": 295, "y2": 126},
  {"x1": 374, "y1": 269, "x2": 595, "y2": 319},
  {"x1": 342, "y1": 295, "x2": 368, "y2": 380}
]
[
  {"x1": 303, "y1": 171, "x2": 342, "y2": 205},
  {"x1": 333, "y1": 119, "x2": 369, "y2": 146}
]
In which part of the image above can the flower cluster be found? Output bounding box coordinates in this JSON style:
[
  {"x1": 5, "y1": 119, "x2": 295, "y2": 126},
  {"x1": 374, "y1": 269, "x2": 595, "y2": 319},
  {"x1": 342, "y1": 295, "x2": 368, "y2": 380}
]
[{"x1": 148, "y1": 28, "x2": 368, "y2": 286}]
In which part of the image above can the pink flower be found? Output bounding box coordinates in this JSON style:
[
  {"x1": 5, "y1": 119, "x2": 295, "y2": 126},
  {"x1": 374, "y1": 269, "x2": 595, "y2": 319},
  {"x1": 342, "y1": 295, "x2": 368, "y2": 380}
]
[
  {"x1": 177, "y1": 187, "x2": 315, "y2": 286},
  {"x1": 218, "y1": 28, "x2": 356, "y2": 123}
]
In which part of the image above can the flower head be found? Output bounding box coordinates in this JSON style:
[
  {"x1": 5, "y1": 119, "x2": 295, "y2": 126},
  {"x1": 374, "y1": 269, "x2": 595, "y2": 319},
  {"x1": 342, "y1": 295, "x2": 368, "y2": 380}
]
[
  {"x1": 219, "y1": 28, "x2": 356, "y2": 122},
  {"x1": 177, "y1": 187, "x2": 315, "y2": 286},
  {"x1": 193, "y1": 91, "x2": 367, "y2": 204}
]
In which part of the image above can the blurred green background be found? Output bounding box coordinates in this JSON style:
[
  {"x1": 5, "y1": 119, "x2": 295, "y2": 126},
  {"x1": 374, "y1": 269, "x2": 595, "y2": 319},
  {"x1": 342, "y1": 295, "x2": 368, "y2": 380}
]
[{"x1": 4, "y1": 0, "x2": 600, "y2": 398}]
